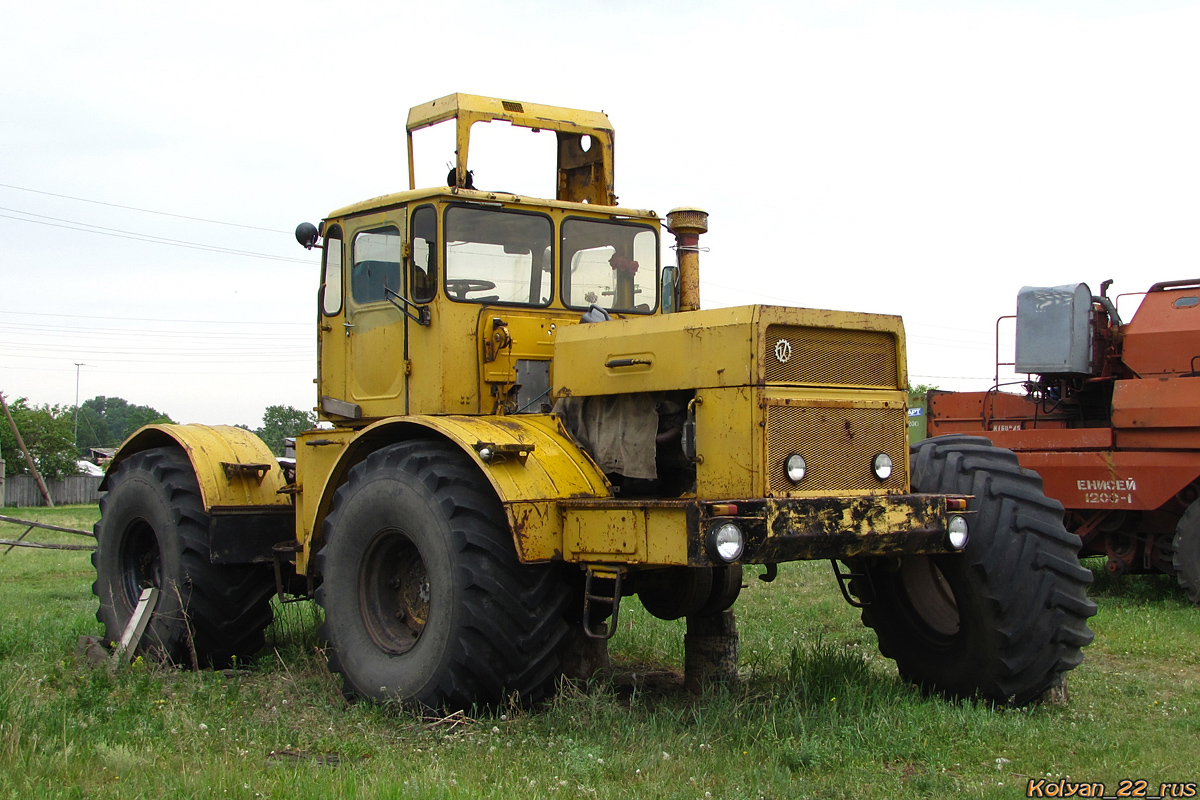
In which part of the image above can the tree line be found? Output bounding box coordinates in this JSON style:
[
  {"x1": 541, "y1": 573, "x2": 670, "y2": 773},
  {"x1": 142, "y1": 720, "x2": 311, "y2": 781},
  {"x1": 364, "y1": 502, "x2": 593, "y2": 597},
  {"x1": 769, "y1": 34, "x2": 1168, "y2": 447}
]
[{"x1": 1, "y1": 397, "x2": 315, "y2": 480}]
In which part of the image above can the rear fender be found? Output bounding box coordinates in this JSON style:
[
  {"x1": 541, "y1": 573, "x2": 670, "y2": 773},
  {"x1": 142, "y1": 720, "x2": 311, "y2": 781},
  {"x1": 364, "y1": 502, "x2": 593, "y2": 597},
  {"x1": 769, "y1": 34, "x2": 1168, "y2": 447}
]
[
  {"x1": 103, "y1": 424, "x2": 294, "y2": 564},
  {"x1": 104, "y1": 424, "x2": 291, "y2": 508}
]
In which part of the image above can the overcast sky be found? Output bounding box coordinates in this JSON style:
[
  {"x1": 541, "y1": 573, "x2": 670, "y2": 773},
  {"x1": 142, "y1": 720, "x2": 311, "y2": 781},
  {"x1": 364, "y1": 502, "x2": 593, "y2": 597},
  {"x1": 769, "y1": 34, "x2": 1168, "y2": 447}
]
[{"x1": 3, "y1": 1, "x2": 1198, "y2": 431}]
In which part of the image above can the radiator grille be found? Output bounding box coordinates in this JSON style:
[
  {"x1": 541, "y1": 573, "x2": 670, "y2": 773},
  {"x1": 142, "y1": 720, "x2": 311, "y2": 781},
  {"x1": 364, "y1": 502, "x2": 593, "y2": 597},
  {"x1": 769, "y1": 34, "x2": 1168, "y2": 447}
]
[
  {"x1": 766, "y1": 404, "x2": 908, "y2": 495},
  {"x1": 764, "y1": 325, "x2": 898, "y2": 387}
]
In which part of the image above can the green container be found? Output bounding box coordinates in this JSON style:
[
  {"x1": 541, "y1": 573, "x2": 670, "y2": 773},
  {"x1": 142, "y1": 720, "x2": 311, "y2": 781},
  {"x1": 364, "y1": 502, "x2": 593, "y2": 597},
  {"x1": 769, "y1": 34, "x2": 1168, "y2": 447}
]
[{"x1": 907, "y1": 394, "x2": 927, "y2": 446}]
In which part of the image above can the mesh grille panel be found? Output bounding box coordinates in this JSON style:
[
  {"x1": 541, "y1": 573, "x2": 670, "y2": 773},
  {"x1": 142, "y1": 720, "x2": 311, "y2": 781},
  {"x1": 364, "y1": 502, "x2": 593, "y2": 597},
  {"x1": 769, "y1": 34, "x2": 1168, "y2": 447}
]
[
  {"x1": 766, "y1": 404, "x2": 908, "y2": 495},
  {"x1": 764, "y1": 325, "x2": 898, "y2": 387}
]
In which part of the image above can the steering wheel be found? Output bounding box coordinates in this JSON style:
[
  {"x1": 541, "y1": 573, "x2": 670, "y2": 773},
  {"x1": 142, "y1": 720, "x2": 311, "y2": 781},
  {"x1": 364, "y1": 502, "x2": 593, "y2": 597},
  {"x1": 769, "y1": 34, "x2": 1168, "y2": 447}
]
[{"x1": 444, "y1": 279, "x2": 497, "y2": 300}]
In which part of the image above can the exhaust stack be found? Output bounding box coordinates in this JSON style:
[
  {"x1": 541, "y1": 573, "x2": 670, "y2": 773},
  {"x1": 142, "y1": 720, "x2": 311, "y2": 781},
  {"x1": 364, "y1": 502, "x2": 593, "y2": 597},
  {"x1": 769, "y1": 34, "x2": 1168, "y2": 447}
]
[{"x1": 666, "y1": 207, "x2": 708, "y2": 312}]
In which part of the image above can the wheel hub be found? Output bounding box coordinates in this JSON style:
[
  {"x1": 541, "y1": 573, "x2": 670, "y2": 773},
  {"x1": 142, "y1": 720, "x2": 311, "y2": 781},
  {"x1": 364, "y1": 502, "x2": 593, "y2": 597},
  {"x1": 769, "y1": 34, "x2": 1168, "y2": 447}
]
[
  {"x1": 360, "y1": 529, "x2": 429, "y2": 655},
  {"x1": 118, "y1": 518, "x2": 162, "y2": 607},
  {"x1": 900, "y1": 556, "x2": 960, "y2": 638}
]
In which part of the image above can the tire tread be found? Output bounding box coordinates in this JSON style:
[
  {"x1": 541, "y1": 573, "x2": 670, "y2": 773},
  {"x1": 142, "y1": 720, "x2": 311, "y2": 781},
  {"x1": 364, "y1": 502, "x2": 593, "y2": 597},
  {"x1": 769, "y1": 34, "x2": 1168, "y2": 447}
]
[{"x1": 858, "y1": 435, "x2": 1097, "y2": 705}]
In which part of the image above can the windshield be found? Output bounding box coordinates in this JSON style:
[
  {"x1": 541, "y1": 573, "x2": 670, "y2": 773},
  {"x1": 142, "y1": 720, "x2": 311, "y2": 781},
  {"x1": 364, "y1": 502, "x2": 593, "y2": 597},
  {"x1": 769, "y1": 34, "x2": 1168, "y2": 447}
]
[
  {"x1": 562, "y1": 218, "x2": 657, "y2": 313},
  {"x1": 443, "y1": 206, "x2": 553, "y2": 306}
]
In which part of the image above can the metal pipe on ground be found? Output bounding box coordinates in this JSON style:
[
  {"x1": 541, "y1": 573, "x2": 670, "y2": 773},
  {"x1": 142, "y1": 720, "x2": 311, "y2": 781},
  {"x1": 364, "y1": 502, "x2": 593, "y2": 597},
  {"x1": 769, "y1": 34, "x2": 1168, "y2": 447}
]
[{"x1": 0, "y1": 392, "x2": 54, "y2": 507}]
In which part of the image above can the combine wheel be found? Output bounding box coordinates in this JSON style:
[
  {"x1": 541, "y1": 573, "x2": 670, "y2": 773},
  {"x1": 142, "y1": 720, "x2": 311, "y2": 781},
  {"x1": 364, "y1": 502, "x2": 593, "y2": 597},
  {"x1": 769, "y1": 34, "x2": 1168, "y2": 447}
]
[
  {"x1": 850, "y1": 435, "x2": 1097, "y2": 706},
  {"x1": 315, "y1": 441, "x2": 571, "y2": 710},
  {"x1": 92, "y1": 447, "x2": 275, "y2": 667},
  {"x1": 1173, "y1": 499, "x2": 1200, "y2": 605}
]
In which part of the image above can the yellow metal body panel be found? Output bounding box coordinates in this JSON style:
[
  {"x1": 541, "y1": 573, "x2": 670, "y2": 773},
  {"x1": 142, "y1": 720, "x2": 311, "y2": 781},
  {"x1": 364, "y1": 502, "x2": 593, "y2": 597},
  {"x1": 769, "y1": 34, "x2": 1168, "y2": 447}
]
[
  {"x1": 406, "y1": 94, "x2": 614, "y2": 140},
  {"x1": 553, "y1": 305, "x2": 907, "y2": 396},
  {"x1": 475, "y1": 311, "x2": 580, "y2": 413},
  {"x1": 554, "y1": 306, "x2": 756, "y2": 395},
  {"x1": 104, "y1": 424, "x2": 290, "y2": 510},
  {"x1": 292, "y1": 427, "x2": 355, "y2": 573},
  {"x1": 560, "y1": 503, "x2": 689, "y2": 564},
  {"x1": 693, "y1": 386, "x2": 759, "y2": 498}
]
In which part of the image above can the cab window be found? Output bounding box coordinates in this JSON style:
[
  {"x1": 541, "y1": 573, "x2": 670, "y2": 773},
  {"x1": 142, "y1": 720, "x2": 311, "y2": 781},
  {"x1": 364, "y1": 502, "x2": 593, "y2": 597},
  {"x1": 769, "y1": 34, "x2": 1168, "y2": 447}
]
[
  {"x1": 443, "y1": 206, "x2": 553, "y2": 306},
  {"x1": 320, "y1": 225, "x2": 343, "y2": 315},
  {"x1": 411, "y1": 206, "x2": 437, "y2": 303},
  {"x1": 351, "y1": 227, "x2": 402, "y2": 304},
  {"x1": 562, "y1": 219, "x2": 657, "y2": 312}
]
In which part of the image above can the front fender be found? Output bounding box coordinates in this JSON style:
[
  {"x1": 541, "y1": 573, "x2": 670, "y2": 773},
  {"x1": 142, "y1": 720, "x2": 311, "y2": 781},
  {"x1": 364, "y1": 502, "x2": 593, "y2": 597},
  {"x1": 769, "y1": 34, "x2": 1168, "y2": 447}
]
[{"x1": 300, "y1": 414, "x2": 612, "y2": 569}]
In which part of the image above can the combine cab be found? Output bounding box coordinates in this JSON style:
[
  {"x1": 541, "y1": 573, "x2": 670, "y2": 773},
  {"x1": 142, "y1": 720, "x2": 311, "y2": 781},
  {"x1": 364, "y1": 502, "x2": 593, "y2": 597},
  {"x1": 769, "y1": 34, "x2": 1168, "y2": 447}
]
[
  {"x1": 929, "y1": 279, "x2": 1200, "y2": 602},
  {"x1": 91, "y1": 94, "x2": 1097, "y2": 710}
]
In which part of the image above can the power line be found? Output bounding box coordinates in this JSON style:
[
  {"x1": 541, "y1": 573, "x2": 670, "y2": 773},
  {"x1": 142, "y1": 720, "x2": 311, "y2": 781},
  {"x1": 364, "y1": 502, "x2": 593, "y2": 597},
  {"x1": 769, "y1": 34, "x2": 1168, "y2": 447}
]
[
  {"x1": 0, "y1": 309, "x2": 307, "y2": 326},
  {"x1": 0, "y1": 181, "x2": 293, "y2": 234},
  {"x1": 0, "y1": 362, "x2": 313, "y2": 376},
  {"x1": 0, "y1": 211, "x2": 316, "y2": 264},
  {"x1": 1, "y1": 348, "x2": 313, "y2": 361},
  {"x1": 0, "y1": 322, "x2": 308, "y2": 340}
]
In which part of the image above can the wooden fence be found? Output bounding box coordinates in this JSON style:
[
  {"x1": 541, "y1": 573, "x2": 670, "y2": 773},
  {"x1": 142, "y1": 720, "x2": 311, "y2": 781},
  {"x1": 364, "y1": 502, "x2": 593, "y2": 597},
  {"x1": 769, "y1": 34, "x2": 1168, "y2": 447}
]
[{"x1": 3, "y1": 475, "x2": 104, "y2": 507}]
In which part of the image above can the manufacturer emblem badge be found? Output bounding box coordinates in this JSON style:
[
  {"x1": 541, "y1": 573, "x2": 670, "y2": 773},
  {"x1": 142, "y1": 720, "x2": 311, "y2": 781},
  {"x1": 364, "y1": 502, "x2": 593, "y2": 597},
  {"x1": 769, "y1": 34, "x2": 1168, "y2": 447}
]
[{"x1": 774, "y1": 339, "x2": 792, "y2": 364}]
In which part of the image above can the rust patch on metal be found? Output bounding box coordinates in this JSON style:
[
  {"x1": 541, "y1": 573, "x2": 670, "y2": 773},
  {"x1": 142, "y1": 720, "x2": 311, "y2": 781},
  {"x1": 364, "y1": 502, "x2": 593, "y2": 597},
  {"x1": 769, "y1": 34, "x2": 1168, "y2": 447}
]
[
  {"x1": 491, "y1": 417, "x2": 529, "y2": 434},
  {"x1": 737, "y1": 494, "x2": 959, "y2": 563}
]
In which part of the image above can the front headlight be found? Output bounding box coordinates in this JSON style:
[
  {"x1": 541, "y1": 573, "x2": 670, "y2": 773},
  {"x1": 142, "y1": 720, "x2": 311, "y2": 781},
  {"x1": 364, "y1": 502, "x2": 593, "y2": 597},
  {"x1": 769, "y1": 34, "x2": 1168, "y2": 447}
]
[
  {"x1": 872, "y1": 452, "x2": 893, "y2": 481},
  {"x1": 785, "y1": 454, "x2": 807, "y2": 483},
  {"x1": 708, "y1": 522, "x2": 744, "y2": 562}
]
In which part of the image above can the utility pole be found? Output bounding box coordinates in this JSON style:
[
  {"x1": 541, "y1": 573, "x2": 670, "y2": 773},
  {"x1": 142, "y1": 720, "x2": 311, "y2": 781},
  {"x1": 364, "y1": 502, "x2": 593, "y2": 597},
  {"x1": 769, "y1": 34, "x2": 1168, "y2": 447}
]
[{"x1": 74, "y1": 362, "x2": 89, "y2": 449}]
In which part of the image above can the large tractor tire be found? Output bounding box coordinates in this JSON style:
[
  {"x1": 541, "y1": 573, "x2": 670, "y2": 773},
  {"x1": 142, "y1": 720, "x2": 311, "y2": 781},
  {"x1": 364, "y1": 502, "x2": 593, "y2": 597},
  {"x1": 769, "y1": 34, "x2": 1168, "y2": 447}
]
[
  {"x1": 850, "y1": 435, "x2": 1097, "y2": 706},
  {"x1": 92, "y1": 447, "x2": 276, "y2": 667},
  {"x1": 1173, "y1": 499, "x2": 1200, "y2": 605},
  {"x1": 314, "y1": 441, "x2": 571, "y2": 710}
]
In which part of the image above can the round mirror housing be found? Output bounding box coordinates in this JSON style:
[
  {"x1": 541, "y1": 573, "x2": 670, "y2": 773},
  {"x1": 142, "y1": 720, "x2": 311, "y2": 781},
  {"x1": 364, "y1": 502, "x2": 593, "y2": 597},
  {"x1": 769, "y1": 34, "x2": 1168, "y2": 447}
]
[{"x1": 295, "y1": 222, "x2": 320, "y2": 249}]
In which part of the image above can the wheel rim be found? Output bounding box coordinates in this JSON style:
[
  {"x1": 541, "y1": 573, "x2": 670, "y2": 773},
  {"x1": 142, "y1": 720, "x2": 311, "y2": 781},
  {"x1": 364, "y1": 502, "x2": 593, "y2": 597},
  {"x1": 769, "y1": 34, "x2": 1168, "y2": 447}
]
[
  {"x1": 117, "y1": 518, "x2": 162, "y2": 608},
  {"x1": 900, "y1": 556, "x2": 960, "y2": 638},
  {"x1": 360, "y1": 528, "x2": 429, "y2": 655}
]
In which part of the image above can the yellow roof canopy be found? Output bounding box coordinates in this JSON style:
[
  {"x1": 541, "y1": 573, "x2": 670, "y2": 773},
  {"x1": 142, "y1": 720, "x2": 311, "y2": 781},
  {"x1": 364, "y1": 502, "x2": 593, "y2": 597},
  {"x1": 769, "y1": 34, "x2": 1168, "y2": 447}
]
[{"x1": 406, "y1": 93, "x2": 617, "y2": 206}]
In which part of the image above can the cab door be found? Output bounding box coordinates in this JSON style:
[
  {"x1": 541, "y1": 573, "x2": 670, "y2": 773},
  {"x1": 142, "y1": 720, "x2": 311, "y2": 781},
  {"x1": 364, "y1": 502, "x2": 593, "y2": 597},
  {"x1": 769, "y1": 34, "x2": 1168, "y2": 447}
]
[
  {"x1": 344, "y1": 211, "x2": 408, "y2": 418},
  {"x1": 317, "y1": 224, "x2": 349, "y2": 415}
]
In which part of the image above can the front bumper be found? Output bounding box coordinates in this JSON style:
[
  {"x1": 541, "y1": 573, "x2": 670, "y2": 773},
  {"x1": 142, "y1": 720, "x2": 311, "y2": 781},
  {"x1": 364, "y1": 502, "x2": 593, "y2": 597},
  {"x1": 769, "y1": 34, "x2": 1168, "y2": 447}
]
[
  {"x1": 536, "y1": 492, "x2": 970, "y2": 566},
  {"x1": 698, "y1": 494, "x2": 971, "y2": 565}
]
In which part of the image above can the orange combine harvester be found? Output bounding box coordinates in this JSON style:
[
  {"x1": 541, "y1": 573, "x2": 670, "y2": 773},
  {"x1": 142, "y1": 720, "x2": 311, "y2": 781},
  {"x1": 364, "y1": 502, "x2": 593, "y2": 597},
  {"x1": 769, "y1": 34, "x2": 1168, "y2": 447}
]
[{"x1": 927, "y1": 279, "x2": 1200, "y2": 602}]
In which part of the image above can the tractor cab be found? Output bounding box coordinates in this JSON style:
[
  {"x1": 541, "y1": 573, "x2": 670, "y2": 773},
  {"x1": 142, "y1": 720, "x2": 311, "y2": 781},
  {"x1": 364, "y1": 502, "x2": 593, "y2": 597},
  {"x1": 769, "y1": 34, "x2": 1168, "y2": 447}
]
[{"x1": 298, "y1": 94, "x2": 669, "y2": 422}]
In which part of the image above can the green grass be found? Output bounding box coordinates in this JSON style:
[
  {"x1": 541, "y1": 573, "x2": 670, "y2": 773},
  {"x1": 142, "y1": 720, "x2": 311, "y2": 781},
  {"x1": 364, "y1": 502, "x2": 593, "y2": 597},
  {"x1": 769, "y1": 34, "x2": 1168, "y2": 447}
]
[{"x1": 2, "y1": 507, "x2": 1199, "y2": 799}]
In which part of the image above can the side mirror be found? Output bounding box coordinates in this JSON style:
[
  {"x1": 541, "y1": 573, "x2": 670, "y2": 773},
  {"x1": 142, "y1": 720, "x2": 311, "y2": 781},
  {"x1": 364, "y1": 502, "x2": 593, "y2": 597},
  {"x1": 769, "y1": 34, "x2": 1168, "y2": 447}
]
[
  {"x1": 661, "y1": 266, "x2": 679, "y2": 314},
  {"x1": 295, "y1": 222, "x2": 320, "y2": 250}
]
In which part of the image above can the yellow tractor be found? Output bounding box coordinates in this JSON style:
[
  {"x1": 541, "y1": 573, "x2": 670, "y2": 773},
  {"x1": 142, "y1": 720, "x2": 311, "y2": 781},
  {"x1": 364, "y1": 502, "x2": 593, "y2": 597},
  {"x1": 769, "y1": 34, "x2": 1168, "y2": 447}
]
[{"x1": 92, "y1": 94, "x2": 1096, "y2": 709}]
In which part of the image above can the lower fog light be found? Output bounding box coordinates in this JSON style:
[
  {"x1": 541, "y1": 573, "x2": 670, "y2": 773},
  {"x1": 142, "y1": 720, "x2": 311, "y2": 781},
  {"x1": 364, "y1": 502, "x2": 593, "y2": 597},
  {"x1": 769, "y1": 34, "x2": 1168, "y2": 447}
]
[
  {"x1": 709, "y1": 522, "x2": 744, "y2": 562},
  {"x1": 947, "y1": 515, "x2": 969, "y2": 550}
]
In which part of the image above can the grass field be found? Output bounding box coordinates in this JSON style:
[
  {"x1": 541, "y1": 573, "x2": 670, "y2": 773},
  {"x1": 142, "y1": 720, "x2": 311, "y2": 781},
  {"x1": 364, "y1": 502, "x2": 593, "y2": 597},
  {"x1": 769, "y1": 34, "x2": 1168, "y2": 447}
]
[{"x1": 2, "y1": 506, "x2": 1198, "y2": 799}]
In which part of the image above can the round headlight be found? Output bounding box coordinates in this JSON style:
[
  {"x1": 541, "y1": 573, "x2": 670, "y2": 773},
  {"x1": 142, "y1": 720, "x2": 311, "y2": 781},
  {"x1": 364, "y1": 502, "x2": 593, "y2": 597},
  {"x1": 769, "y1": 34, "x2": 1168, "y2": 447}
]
[
  {"x1": 872, "y1": 452, "x2": 894, "y2": 481},
  {"x1": 785, "y1": 454, "x2": 807, "y2": 483},
  {"x1": 947, "y1": 515, "x2": 969, "y2": 550},
  {"x1": 709, "y1": 522, "x2": 744, "y2": 562}
]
